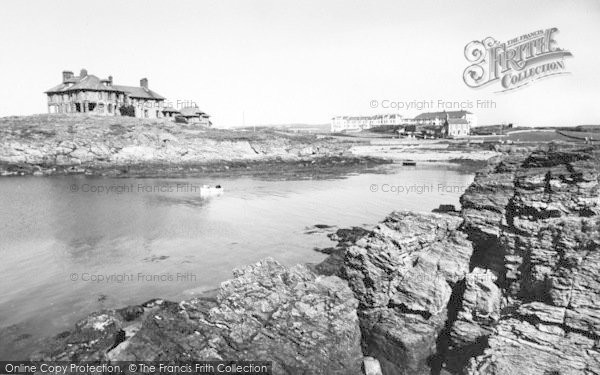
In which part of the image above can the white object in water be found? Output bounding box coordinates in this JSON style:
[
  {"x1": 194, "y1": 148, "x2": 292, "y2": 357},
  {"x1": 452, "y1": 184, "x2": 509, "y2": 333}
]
[{"x1": 200, "y1": 184, "x2": 224, "y2": 197}]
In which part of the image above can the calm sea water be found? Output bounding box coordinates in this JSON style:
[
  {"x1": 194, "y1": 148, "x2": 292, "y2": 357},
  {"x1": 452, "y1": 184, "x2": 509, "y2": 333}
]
[{"x1": 0, "y1": 164, "x2": 475, "y2": 359}]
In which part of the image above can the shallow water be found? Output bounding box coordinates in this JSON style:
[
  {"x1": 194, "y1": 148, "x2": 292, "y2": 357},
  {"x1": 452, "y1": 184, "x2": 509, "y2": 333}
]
[{"x1": 0, "y1": 163, "x2": 475, "y2": 359}]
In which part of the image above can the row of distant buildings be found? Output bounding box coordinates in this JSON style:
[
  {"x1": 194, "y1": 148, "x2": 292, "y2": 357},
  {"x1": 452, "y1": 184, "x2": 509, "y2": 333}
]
[
  {"x1": 331, "y1": 111, "x2": 477, "y2": 137},
  {"x1": 45, "y1": 69, "x2": 210, "y2": 126}
]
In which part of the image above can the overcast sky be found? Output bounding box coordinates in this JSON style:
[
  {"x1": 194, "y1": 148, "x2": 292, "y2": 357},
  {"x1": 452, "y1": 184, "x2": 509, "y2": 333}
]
[{"x1": 0, "y1": 0, "x2": 598, "y2": 127}]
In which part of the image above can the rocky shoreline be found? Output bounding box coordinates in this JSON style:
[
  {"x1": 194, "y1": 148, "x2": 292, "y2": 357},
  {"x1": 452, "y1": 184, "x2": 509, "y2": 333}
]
[
  {"x1": 5, "y1": 135, "x2": 599, "y2": 373},
  {"x1": 312, "y1": 144, "x2": 599, "y2": 374},
  {"x1": 0, "y1": 115, "x2": 498, "y2": 178},
  {"x1": 0, "y1": 114, "x2": 364, "y2": 177}
]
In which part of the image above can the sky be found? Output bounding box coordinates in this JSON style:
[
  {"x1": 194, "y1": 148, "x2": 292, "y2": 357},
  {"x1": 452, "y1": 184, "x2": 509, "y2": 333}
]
[{"x1": 0, "y1": 0, "x2": 599, "y2": 127}]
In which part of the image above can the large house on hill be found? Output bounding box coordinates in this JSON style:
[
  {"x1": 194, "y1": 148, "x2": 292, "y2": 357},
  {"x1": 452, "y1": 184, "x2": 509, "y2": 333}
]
[{"x1": 45, "y1": 69, "x2": 166, "y2": 119}]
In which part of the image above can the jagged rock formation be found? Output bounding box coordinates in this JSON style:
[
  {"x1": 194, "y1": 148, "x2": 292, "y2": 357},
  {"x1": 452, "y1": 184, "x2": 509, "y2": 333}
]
[
  {"x1": 32, "y1": 259, "x2": 364, "y2": 375},
  {"x1": 445, "y1": 268, "x2": 501, "y2": 371},
  {"x1": 338, "y1": 211, "x2": 473, "y2": 374},
  {"x1": 312, "y1": 146, "x2": 600, "y2": 375},
  {"x1": 453, "y1": 147, "x2": 600, "y2": 374},
  {"x1": 309, "y1": 226, "x2": 372, "y2": 276}
]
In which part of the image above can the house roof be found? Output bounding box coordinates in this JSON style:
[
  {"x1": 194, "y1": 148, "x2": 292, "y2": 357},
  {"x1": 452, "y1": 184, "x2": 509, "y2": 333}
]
[
  {"x1": 162, "y1": 107, "x2": 180, "y2": 113},
  {"x1": 45, "y1": 75, "x2": 123, "y2": 93},
  {"x1": 414, "y1": 110, "x2": 472, "y2": 120},
  {"x1": 448, "y1": 118, "x2": 469, "y2": 125},
  {"x1": 112, "y1": 85, "x2": 165, "y2": 100},
  {"x1": 179, "y1": 107, "x2": 209, "y2": 117},
  {"x1": 45, "y1": 71, "x2": 165, "y2": 100}
]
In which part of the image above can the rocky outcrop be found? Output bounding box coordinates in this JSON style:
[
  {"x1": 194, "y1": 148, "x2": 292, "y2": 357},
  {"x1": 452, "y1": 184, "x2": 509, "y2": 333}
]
[
  {"x1": 310, "y1": 146, "x2": 600, "y2": 375},
  {"x1": 464, "y1": 303, "x2": 600, "y2": 375},
  {"x1": 452, "y1": 146, "x2": 600, "y2": 374},
  {"x1": 309, "y1": 226, "x2": 372, "y2": 277},
  {"x1": 334, "y1": 211, "x2": 473, "y2": 374},
  {"x1": 0, "y1": 115, "x2": 356, "y2": 176},
  {"x1": 32, "y1": 259, "x2": 364, "y2": 375},
  {"x1": 445, "y1": 268, "x2": 501, "y2": 371}
]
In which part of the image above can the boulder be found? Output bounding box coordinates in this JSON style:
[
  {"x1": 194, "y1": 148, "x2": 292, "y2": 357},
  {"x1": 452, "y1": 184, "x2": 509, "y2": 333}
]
[
  {"x1": 339, "y1": 211, "x2": 473, "y2": 374},
  {"x1": 32, "y1": 259, "x2": 364, "y2": 375}
]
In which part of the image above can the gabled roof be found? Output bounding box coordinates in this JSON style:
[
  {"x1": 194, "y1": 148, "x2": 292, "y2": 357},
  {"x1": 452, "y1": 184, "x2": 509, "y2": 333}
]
[
  {"x1": 179, "y1": 107, "x2": 209, "y2": 117},
  {"x1": 112, "y1": 85, "x2": 165, "y2": 100},
  {"x1": 45, "y1": 71, "x2": 165, "y2": 100},
  {"x1": 45, "y1": 75, "x2": 123, "y2": 93},
  {"x1": 414, "y1": 110, "x2": 472, "y2": 120}
]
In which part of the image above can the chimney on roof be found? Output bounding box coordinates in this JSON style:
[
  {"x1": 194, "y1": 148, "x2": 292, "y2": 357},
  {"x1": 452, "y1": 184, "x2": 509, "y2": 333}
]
[
  {"x1": 140, "y1": 78, "x2": 148, "y2": 89},
  {"x1": 108, "y1": 76, "x2": 113, "y2": 85},
  {"x1": 62, "y1": 71, "x2": 74, "y2": 83},
  {"x1": 80, "y1": 69, "x2": 88, "y2": 78}
]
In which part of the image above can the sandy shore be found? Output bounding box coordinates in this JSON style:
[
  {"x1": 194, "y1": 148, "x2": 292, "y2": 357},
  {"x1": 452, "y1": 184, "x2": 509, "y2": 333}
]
[{"x1": 349, "y1": 140, "x2": 499, "y2": 161}]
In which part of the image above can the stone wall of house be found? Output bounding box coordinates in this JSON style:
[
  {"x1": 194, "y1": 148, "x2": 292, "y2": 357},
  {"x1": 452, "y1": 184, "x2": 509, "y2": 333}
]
[
  {"x1": 129, "y1": 98, "x2": 163, "y2": 119},
  {"x1": 47, "y1": 91, "x2": 122, "y2": 116},
  {"x1": 47, "y1": 91, "x2": 164, "y2": 118}
]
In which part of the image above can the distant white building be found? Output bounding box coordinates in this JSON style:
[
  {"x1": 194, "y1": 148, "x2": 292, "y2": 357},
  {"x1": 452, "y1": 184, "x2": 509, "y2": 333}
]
[
  {"x1": 330, "y1": 114, "x2": 412, "y2": 133},
  {"x1": 445, "y1": 118, "x2": 470, "y2": 137},
  {"x1": 413, "y1": 110, "x2": 477, "y2": 128}
]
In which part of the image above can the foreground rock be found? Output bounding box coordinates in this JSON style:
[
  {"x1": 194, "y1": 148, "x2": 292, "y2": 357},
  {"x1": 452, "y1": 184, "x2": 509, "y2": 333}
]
[
  {"x1": 453, "y1": 146, "x2": 600, "y2": 374},
  {"x1": 311, "y1": 146, "x2": 600, "y2": 375},
  {"x1": 445, "y1": 268, "x2": 501, "y2": 371},
  {"x1": 32, "y1": 259, "x2": 364, "y2": 375},
  {"x1": 316, "y1": 211, "x2": 473, "y2": 374}
]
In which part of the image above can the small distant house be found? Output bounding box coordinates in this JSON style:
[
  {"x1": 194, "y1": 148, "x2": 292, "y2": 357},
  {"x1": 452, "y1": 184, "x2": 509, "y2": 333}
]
[
  {"x1": 45, "y1": 69, "x2": 166, "y2": 118},
  {"x1": 176, "y1": 107, "x2": 211, "y2": 126},
  {"x1": 161, "y1": 107, "x2": 181, "y2": 119},
  {"x1": 445, "y1": 118, "x2": 470, "y2": 138}
]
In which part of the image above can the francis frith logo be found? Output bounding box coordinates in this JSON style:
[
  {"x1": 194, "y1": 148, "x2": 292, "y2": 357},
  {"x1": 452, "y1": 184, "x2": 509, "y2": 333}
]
[{"x1": 463, "y1": 27, "x2": 573, "y2": 92}]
